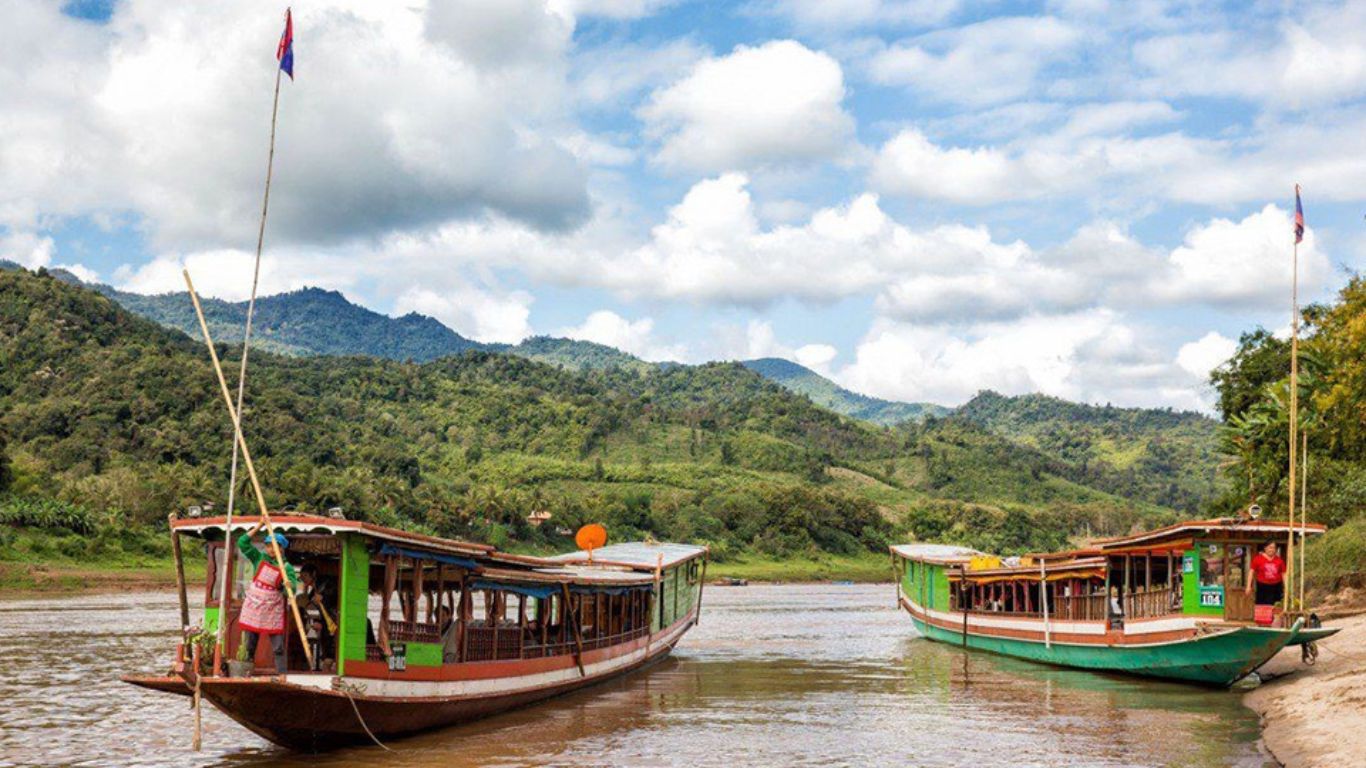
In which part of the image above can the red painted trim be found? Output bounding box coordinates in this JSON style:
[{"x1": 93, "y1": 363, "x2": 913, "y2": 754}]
[{"x1": 342, "y1": 611, "x2": 696, "y2": 682}]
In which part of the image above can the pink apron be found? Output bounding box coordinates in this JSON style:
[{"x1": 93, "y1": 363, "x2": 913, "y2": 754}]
[{"x1": 239, "y1": 560, "x2": 286, "y2": 635}]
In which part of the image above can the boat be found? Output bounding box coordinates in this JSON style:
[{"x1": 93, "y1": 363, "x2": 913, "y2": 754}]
[
  {"x1": 124, "y1": 513, "x2": 707, "y2": 751},
  {"x1": 890, "y1": 518, "x2": 1339, "y2": 686}
]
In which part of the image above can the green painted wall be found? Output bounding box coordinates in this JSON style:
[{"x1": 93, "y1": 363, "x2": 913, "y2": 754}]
[
  {"x1": 404, "y1": 641, "x2": 442, "y2": 667},
  {"x1": 1183, "y1": 543, "x2": 1224, "y2": 617},
  {"x1": 337, "y1": 533, "x2": 371, "y2": 675}
]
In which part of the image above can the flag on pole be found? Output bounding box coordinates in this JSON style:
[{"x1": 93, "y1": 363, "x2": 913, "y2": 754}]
[
  {"x1": 276, "y1": 8, "x2": 294, "y2": 79},
  {"x1": 1294, "y1": 184, "x2": 1304, "y2": 244}
]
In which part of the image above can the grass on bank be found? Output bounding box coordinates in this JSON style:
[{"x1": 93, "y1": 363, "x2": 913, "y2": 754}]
[
  {"x1": 0, "y1": 526, "x2": 202, "y2": 596},
  {"x1": 706, "y1": 551, "x2": 892, "y2": 583}
]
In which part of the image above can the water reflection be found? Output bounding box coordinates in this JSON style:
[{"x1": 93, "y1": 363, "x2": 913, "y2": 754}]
[{"x1": 0, "y1": 585, "x2": 1270, "y2": 767}]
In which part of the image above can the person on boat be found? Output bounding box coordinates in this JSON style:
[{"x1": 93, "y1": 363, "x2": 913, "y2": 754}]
[
  {"x1": 296, "y1": 563, "x2": 336, "y2": 671},
  {"x1": 1246, "y1": 541, "x2": 1287, "y2": 607},
  {"x1": 439, "y1": 604, "x2": 458, "y2": 663},
  {"x1": 237, "y1": 520, "x2": 300, "y2": 674}
]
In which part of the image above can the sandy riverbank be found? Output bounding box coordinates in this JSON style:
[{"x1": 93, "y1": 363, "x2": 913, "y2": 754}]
[{"x1": 1245, "y1": 596, "x2": 1366, "y2": 768}]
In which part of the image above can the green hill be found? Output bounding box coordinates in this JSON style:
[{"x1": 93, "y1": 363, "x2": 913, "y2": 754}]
[
  {"x1": 956, "y1": 390, "x2": 1222, "y2": 514},
  {"x1": 741, "y1": 357, "x2": 947, "y2": 425},
  {"x1": 0, "y1": 267, "x2": 1184, "y2": 569}
]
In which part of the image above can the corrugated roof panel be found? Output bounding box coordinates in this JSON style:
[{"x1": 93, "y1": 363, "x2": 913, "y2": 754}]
[
  {"x1": 549, "y1": 541, "x2": 707, "y2": 569},
  {"x1": 889, "y1": 543, "x2": 983, "y2": 563}
]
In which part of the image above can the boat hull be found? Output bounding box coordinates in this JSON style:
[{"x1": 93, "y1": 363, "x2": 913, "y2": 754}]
[
  {"x1": 190, "y1": 612, "x2": 696, "y2": 752},
  {"x1": 903, "y1": 599, "x2": 1298, "y2": 686}
]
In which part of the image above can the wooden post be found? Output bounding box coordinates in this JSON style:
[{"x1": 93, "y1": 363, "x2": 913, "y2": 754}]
[
  {"x1": 562, "y1": 584, "x2": 586, "y2": 676},
  {"x1": 169, "y1": 513, "x2": 190, "y2": 633},
  {"x1": 183, "y1": 271, "x2": 313, "y2": 669},
  {"x1": 694, "y1": 552, "x2": 709, "y2": 625}
]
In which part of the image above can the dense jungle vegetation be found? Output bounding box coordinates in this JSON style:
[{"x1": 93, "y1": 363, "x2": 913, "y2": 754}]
[
  {"x1": 0, "y1": 267, "x2": 1209, "y2": 579},
  {"x1": 1210, "y1": 276, "x2": 1366, "y2": 591}
]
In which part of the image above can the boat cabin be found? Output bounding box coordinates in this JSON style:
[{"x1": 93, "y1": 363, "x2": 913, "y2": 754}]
[
  {"x1": 174, "y1": 514, "x2": 707, "y2": 678},
  {"x1": 895, "y1": 519, "x2": 1325, "y2": 629}
]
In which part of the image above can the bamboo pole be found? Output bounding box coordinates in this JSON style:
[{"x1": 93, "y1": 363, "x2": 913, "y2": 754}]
[
  {"x1": 1286, "y1": 197, "x2": 1300, "y2": 614},
  {"x1": 184, "y1": 269, "x2": 313, "y2": 669},
  {"x1": 1301, "y1": 430, "x2": 1308, "y2": 606},
  {"x1": 218, "y1": 58, "x2": 287, "y2": 670}
]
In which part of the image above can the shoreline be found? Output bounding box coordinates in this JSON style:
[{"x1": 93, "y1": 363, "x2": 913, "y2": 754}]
[{"x1": 1243, "y1": 602, "x2": 1366, "y2": 768}]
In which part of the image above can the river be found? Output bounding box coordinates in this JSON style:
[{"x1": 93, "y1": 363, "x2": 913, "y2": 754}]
[{"x1": 0, "y1": 584, "x2": 1272, "y2": 767}]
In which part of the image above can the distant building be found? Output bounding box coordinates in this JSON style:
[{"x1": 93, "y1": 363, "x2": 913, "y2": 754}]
[{"x1": 527, "y1": 509, "x2": 553, "y2": 527}]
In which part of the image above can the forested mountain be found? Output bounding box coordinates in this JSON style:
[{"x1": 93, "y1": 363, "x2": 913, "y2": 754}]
[
  {"x1": 741, "y1": 358, "x2": 947, "y2": 425},
  {"x1": 957, "y1": 391, "x2": 1222, "y2": 513},
  {"x1": 0, "y1": 267, "x2": 1181, "y2": 562}
]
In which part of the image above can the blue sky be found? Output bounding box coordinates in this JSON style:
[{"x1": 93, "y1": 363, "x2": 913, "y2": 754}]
[{"x1": 6, "y1": 0, "x2": 1366, "y2": 410}]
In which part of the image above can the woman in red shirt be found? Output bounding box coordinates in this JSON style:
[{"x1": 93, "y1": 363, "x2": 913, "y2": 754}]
[{"x1": 1245, "y1": 541, "x2": 1286, "y2": 606}]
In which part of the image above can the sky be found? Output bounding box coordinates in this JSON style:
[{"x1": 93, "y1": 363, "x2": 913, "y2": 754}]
[{"x1": 5, "y1": 0, "x2": 1366, "y2": 412}]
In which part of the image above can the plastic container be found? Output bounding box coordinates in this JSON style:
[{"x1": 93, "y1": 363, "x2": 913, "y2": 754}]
[{"x1": 1254, "y1": 604, "x2": 1275, "y2": 626}]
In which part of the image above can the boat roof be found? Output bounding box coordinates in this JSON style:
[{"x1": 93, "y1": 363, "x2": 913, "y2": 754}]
[
  {"x1": 950, "y1": 556, "x2": 1108, "y2": 581},
  {"x1": 169, "y1": 514, "x2": 703, "y2": 577},
  {"x1": 1092, "y1": 518, "x2": 1327, "y2": 551},
  {"x1": 889, "y1": 543, "x2": 983, "y2": 564},
  {"x1": 547, "y1": 541, "x2": 708, "y2": 570}
]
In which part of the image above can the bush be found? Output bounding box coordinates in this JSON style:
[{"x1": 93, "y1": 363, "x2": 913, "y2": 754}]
[{"x1": 0, "y1": 495, "x2": 97, "y2": 534}]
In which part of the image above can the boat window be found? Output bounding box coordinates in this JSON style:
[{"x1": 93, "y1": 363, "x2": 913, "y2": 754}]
[
  {"x1": 206, "y1": 542, "x2": 252, "y2": 605},
  {"x1": 1225, "y1": 544, "x2": 1250, "y2": 590}
]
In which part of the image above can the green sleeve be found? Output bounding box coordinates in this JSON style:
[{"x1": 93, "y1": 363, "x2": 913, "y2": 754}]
[
  {"x1": 236, "y1": 533, "x2": 263, "y2": 568},
  {"x1": 284, "y1": 562, "x2": 300, "y2": 591}
]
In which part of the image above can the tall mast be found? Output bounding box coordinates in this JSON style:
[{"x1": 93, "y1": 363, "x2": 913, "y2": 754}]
[{"x1": 1285, "y1": 184, "x2": 1301, "y2": 614}]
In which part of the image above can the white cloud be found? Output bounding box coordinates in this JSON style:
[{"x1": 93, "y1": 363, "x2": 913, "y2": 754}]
[
  {"x1": 1177, "y1": 331, "x2": 1237, "y2": 379},
  {"x1": 558, "y1": 310, "x2": 685, "y2": 361},
  {"x1": 793, "y1": 343, "x2": 837, "y2": 375},
  {"x1": 1133, "y1": 5, "x2": 1366, "y2": 109},
  {"x1": 870, "y1": 125, "x2": 1214, "y2": 205},
  {"x1": 1, "y1": 0, "x2": 591, "y2": 249},
  {"x1": 834, "y1": 310, "x2": 1215, "y2": 410},
  {"x1": 1159, "y1": 204, "x2": 1329, "y2": 309},
  {"x1": 395, "y1": 285, "x2": 534, "y2": 345},
  {"x1": 868, "y1": 16, "x2": 1082, "y2": 106},
  {"x1": 0, "y1": 230, "x2": 56, "y2": 269},
  {"x1": 641, "y1": 40, "x2": 856, "y2": 172}
]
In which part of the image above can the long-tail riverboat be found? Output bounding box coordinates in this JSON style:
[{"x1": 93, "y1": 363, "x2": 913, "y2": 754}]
[
  {"x1": 124, "y1": 514, "x2": 707, "y2": 751},
  {"x1": 891, "y1": 519, "x2": 1339, "y2": 686}
]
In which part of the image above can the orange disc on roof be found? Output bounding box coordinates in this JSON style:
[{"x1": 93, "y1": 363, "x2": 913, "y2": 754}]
[{"x1": 575, "y1": 523, "x2": 608, "y2": 551}]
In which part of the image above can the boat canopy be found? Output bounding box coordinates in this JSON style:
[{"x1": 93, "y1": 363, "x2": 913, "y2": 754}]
[
  {"x1": 889, "y1": 543, "x2": 983, "y2": 565},
  {"x1": 1092, "y1": 518, "x2": 1327, "y2": 552},
  {"x1": 548, "y1": 541, "x2": 708, "y2": 570},
  {"x1": 171, "y1": 514, "x2": 697, "y2": 589},
  {"x1": 948, "y1": 556, "x2": 1108, "y2": 584}
]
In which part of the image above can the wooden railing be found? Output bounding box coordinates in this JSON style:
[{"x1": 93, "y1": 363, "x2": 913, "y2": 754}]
[
  {"x1": 1054, "y1": 594, "x2": 1108, "y2": 621},
  {"x1": 387, "y1": 620, "x2": 440, "y2": 644},
  {"x1": 1122, "y1": 586, "x2": 1178, "y2": 619}
]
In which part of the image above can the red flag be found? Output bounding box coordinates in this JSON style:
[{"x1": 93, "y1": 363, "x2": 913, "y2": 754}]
[
  {"x1": 276, "y1": 8, "x2": 294, "y2": 80},
  {"x1": 1294, "y1": 185, "x2": 1304, "y2": 244}
]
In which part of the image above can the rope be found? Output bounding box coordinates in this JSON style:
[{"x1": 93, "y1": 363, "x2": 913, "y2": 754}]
[{"x1": 336, "y1": 682, "x2": 391, "y2": 752}]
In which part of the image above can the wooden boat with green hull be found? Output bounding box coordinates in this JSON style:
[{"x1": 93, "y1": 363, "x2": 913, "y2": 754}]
[
  {"x1": 891, "y1": 519, "x2": 1339, "y2": 687},
  {"x1": 123, "y1": 514, "x2": 707, "y2": 751}
]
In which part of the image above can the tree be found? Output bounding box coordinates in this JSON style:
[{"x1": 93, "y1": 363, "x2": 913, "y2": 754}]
[{"x1": 0, "y1": 430, "x2": 12, "y2": 494}]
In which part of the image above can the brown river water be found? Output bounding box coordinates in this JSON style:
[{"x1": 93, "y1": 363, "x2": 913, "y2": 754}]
[{"x1": 0, "y1": 584, "x2": 1272, "y2": 767}]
